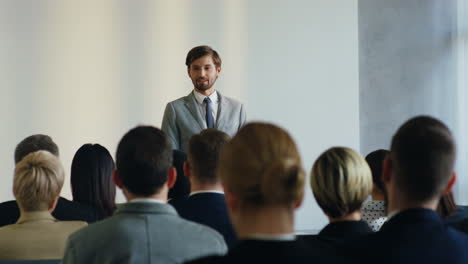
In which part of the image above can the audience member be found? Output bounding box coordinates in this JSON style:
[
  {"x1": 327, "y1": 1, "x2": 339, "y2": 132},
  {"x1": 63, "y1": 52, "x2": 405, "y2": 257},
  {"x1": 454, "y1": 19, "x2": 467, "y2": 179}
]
[
  {"x1": 301, "y1": 147, "x2": 373, "y2": 250},
  {"x1": 62, "y1": 126, "x2": 226, "y2": 264},
  {"x1": 168, "y1": 150, "x2": 190, "y2": 201},
  {"x1": 170, "y1": 129, "x2": 237, "y2": 247},
  {"x1": 344, "y1": 116, "x2": 468, "y2": 264},
  {"x1": 361, "y1": 149, "x2": 389, "y2": 231},
  {"x1": 71, "y1": 144, "x2": 116, "y2": 221},
  {"x1": 0, "y1": 134, "x2": 97, "y2": 227},
  {"x1": 0, "y1": 151, "x2": 86, "y2": 260},
  {"x1": 188, "y1": 123, "x2": 340, "y2": 264}
]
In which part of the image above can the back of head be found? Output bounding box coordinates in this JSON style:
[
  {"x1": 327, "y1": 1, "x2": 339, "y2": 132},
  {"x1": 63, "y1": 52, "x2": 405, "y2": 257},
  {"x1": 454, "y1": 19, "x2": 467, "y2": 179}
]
[
  {"x1": 116, "y1": 126, "x2": 173, "y2": 196},
  {"x1": 311, "y1": 147, "x2": 372, "y2": 218},
  {"x1": 365, "y1": 149, "x2": 390, "y2": 194},
  {"x1": 185, "y1": 45, "x2": 222, "y2": 68},
  {"x1": 14, "y1": 134, "x2": 59, "y2": 164},
  {"x1": 218, "y1": 122, "x2": 305, "y2": 207},
  {"x1": 14, "y1": 150, "x2": 65, "y2": 211},
  {"x1": 188, "y1": 129, "x2": 230, "y2": 185},
  {"x1": 71, "y1": 144, "x2": 116, "y2": 218},
  {"x1": 390, "y1": 115, "x2": 455, "y2": 202}
]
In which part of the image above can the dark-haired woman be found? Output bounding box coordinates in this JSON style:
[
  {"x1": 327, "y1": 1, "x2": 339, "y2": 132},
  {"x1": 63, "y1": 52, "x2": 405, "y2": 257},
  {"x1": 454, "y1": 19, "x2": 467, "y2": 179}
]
[{"x1": 71, "y1": 144, "x2": 116, "y2": 221}]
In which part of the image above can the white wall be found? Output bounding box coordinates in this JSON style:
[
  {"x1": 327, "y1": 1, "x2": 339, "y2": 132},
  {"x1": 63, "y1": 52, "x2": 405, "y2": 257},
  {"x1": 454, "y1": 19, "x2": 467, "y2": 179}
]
[{"x1": 0, "y1": 0, "x2": 359, "y2": 231}]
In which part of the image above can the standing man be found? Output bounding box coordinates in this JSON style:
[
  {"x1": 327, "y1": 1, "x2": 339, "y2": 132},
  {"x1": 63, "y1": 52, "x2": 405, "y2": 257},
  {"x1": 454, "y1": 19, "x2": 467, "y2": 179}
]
[{"x1": 162, "y1": 45, "x2": 246, "y2": 152}]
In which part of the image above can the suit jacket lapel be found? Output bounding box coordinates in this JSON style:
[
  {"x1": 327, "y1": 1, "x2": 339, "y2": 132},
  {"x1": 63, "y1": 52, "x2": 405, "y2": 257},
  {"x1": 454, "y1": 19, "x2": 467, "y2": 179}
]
[
  {"x1": 183, "y1": 91, "x2": 205, "y2": 130},
  {"x1": 216, "y1": 91, "x2": 228, "y2": 129}
]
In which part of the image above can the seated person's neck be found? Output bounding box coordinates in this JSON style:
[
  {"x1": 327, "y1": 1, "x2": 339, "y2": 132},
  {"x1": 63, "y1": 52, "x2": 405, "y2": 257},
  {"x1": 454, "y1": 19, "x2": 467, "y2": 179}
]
[{"x1": 328, "y1": 210, "x2": 361, "y2": 223}]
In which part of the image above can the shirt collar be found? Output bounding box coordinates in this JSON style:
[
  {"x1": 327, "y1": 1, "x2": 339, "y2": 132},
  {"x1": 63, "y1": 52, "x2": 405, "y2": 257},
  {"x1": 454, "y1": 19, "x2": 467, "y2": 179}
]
[
  {"x1": 129, "y1": 198, "x2": 166, "y2": 204},
  {"x1": 193, "y1": 90, "x2": 218, "y2": 105},
  {"x1": 244, "y1": 233, "x2": 296, "y2": 241},
  {"x1": 189, "y1": 190, "x2": 224, "y2": 197}
]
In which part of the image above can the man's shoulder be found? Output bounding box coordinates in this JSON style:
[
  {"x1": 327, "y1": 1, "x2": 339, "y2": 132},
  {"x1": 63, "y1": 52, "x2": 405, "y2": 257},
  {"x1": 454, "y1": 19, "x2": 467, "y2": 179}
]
[
  {"x1": 167, "y1": 93, "x2": 193, "y2": 106},
  {"x1": 218, "y1": 93, "x2": 243, "y2": 106}
]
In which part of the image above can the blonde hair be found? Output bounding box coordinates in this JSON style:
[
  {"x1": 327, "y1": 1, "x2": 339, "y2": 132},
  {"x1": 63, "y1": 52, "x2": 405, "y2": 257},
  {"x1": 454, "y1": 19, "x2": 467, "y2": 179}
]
[
  {"x1": 218, "y1": 122, "x2": 305, "y2": 207},
  {"x1": 310, "y1": 147, "x2": 372, "y2": 218},
  {"x1": 13, "y1": 151, "x2": 65, "y2": 211}
]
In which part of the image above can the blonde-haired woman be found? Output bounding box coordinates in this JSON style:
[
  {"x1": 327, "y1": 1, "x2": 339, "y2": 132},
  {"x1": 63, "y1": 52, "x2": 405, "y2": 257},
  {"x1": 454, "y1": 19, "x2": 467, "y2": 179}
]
[
  {"x1": 0, "y1": 151, "x2": 86, "y2": 260},
  {"x1": 189, "y1": 123, "x2": 336, "y2": 264},
  {"x1": 302, "y1": 147, "x2": 373, "y2": 251}
]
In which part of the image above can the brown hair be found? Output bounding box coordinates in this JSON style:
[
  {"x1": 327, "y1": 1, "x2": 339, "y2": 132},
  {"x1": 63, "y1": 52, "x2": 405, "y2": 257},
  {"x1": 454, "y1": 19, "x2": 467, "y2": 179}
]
[
  {"x1": 365, "y1": 149, "x2": 389, "y2": 195},
  {"x1": 188, "y1": 129, "x2": 230, "y2": 184},
  {"x1": 437, "y1": 192, "x2": 457, "y2": 219},
  {"x1": 311, "y1": 147, "x2": 372, "y2": 218},
  {"x1": 14, "y1": 134, "x2": 59, "y2": 164},
  {"x1": 14, "y1": 151, "x2": 64, "y2": 211},
  {"x1": 186, "y1": 45, "x2": 222, "y2": 69},
  {"x1": 218, "y1": 122, "x2": 305, "y2": 207},
  {"x1": 390, "y1": 116, "x2": 455, "y2": 202}
]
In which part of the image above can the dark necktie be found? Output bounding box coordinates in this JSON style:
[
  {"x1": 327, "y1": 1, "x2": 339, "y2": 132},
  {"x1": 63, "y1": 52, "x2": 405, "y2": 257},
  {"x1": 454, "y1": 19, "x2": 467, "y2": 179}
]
[{"x1": 204, "y1": 97, "x2": 214, "y2": 128}]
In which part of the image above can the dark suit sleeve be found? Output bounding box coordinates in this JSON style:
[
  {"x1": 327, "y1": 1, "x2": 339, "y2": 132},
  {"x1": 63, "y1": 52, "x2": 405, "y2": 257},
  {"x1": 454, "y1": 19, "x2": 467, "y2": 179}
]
[{"x1": 162, "y1": 103, "x2": 179, "y2": 150}]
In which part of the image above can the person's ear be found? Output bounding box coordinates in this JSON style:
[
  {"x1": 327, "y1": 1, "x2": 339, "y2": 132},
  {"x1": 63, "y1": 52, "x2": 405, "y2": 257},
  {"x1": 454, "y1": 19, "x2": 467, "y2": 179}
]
[
  {"x1": 224, "y1": 188, "x2": 239, "y2": 212},
  {"x1": 48, "y1": 197, "x2": 59, "y2": 212},
  {"x1": 443, "y1": 172, "x2": 457, "y2": 194},
  {"x1": 167, "y1": 167, "x2": 177, "y2": 189},
  {"x1": 382, "y1": 157, "x2": 393, "y2": 184},
  {"x1": 113, "y1": 170, "x2": 124, "y2": 189},
  {"x1": 216, "y1": 66, "x2": 221, "y2": 76},
  {"x1": 187, "y1": 67, "x2": 192, "y2": 78},
  {"x1": 294, "y1": 191, "x2": 305, "y2": 209},
  {"x1": 183, "y1": 161, "x2": 191, "y2": 178}
]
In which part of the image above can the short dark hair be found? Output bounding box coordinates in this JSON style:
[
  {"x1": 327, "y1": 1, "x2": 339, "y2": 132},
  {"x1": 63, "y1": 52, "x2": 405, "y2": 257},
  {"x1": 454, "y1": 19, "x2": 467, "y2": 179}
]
[
  {"x1": 71, "y1": 144, "x2": 116, "y2": 219},
  {"x1": 14, "y1": 134, "x2": 59, "y2": 164},
  {"x1": 185, "y1": 45, "x2": 222, "y2": 69},
  {"x1": 168, "y1": 150, "x2": 190, "y2": 200},
  {"x1": 365, "y1": 149, "x2": 389, "y2": 194},
  {"x1": 390, "y1": 116, "x2": 455, "y2": 202},
  {"x1": 188, "y1": 129, "x2": 230, "y2": 185},
  {"x1": 116, "y1": 126, "x2": 173, "y2": 196}
]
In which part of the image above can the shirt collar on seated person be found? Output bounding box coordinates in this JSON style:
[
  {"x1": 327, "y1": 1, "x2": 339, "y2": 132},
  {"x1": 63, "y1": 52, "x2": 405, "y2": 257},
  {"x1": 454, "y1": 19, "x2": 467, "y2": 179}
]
[
  {"x1": 129, "y1": 198, "x2": 165, "y2": 204},
  {"x1": 244, "y1": 233, "x2": 296, "y2": 241}
]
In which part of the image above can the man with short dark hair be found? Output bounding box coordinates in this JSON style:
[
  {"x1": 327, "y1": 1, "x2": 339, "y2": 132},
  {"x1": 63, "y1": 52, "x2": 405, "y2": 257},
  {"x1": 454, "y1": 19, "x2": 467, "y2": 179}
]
[
  {"x1": 0, "y1": 134, "x2": 96, "y2": 226},
  {"x1": 162, "y1": 45, "x2": 246, "y2": 153},
  {"x1": 170, "y1": 129, "x2": 237, "y2": 247},
  {"x1": 345, "y1": 116, "x2": 468, "y2": 264},
  {"x1": 62, "y1": 126, "x2": 227, "y2": 264}
]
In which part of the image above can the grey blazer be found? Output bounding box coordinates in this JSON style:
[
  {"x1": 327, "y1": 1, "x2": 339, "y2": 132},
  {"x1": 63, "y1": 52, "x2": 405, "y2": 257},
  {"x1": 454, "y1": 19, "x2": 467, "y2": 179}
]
[
  {"x1": 162, "y1": 91, "x2": 246, "y2": 152},
  {"x1": 62, "y1": 202, "x2": 227, "y2": 264}
]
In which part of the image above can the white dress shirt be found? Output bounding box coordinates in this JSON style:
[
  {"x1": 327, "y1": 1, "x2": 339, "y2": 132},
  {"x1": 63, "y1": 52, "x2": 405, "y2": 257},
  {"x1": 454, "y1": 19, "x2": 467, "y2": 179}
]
[{"x1": 193, "y1": 90, "x2": 219, "y2": 126}]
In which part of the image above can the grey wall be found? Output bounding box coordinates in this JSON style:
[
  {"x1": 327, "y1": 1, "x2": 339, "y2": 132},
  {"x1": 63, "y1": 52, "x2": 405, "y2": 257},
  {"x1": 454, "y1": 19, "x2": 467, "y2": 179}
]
[
  {"x1": 359, "y1": 0, "x2": 466, "y2": 200},
  {"x1": 359, "y1": 0, "x2": 457, "y2": 153}
]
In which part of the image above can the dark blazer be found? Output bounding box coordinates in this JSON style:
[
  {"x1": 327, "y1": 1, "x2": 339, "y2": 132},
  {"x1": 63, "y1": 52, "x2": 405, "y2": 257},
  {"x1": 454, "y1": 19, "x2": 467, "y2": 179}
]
[
  {"x1": 344, "y1": 208, "x2": 468, "y2": 264},
  {"x1": 170, "y1": 192, "x2": 237, "y2": 247},
  {"x1": 446, "y1": 205, "x2": 468, "y2": 233},
  {"x1": 186, "y1": 239, "x2": 346, "y2": 264},
  {"x1": 0, "y1": 197, "x2": 98, "y2": 227},
  {"x1": 300, "y1": 220, "x2": 372, "y2": 251}
]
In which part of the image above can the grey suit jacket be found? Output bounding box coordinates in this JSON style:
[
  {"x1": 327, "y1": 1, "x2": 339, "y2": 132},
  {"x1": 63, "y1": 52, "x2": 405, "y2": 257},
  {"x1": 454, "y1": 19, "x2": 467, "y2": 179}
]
[
  {"x1": 162, "y1": 91, "x2": 246, "y2": 152},
  {"x1": 62, "y1": 202, "x2": 227, "y2": 264}
]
